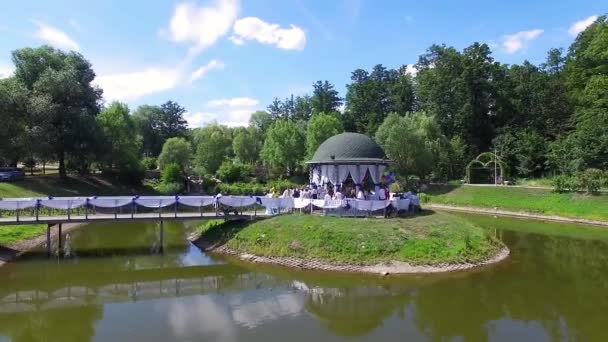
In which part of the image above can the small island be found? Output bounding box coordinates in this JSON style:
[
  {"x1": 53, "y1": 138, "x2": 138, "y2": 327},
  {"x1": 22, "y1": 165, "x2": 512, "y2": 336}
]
[{"x1": 192, "y1": 211, "x2": 509, "y2": 274}]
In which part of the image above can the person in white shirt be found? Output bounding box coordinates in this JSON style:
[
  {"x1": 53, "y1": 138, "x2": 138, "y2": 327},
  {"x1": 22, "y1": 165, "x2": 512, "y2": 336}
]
[
  {"x1": 356, "y1": 189, "x2": 365, "y2": 200},
  {"x1": 377, "y1": 186, "x2": 386, "y2": 200},
  {"x1": 334, "y1": 191, "x2": 344, "y2": 200}
]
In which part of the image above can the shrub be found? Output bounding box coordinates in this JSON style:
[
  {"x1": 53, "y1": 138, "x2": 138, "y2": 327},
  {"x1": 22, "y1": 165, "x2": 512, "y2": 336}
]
[
  {"x1": 389, "y1": 182, "x2": 403, "y2": 193},
  {"x1": 266, "y1": 179, "x2": 301, "y2": 194},
  {"x1": 161, "y1": 163, "x2": 183, "y2": 185},
  {"x1": 552, "y1": 175, "x2": 579, "y2": 193},
  {"x1": 159, "y1": 182, "x2": 184, "y2": 195},
  {"x1": 142, "y1": 156, "x2": 157, "y2": 170},
  {"x1": 217, "y1": 182, "x2": 267, "y2": 196},
  {"x1": 576, "y1": 168, "x2": 604, "y2": 194},
  {"x1": 216, "y1": 161, "x2": 251, "y2": 183}
]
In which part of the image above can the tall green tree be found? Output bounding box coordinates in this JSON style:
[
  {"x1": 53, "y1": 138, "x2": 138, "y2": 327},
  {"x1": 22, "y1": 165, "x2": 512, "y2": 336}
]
[
  {"x1": 232, "y1": 127, "x2": 262, "y2": 164},
  {"x1": 305, "y1": 112, "x2": 343, "y2": 158},
  {"x1": 97, "y1": 102, "x2": 142, "y2": 173},
  {"x1": 157, "y1": 137, "x2": 192, "y2": 171},
  {"x1": 132, "y1": 105, "x2": 165, "y2": 157},
  {"x1": 132, "y1": 101, "x2": 188, "y2": 157},
  {"x1": 376, "y1": 112, "x2": 447, "y2": 180},
  {"x1": 194, "y1": 123, "x2": 233, "y2": 174},
  {"x1": 249, "y1": 110, "x2": 274, "y2": 135},
  {"x1": 12, "y1": 46, "x2": 103, "y2": 176},
  {"x1": 564, "y1": 15, "x2": 608, "y2": 169},
  {"x1": 311, "y1": 80, "x2": 342, "y2": 114},
  {"x1": 261, "y1": 120, "x2": 305, "y2": 176},
  {"x1": 344, "y1": 64, "x2": 412, "y2": 135},
  {"x1": 0, "y1": 77, "x2": 29, "y2": 166}
]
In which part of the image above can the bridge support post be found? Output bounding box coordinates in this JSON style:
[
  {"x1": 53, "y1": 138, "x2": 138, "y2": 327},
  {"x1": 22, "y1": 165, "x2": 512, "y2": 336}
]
[
  {"x1": 46, "y1": 224, "x2": 51, "y2": 257},
  {"x1": 58, "y1": 224, "x2": 63, "y2": 257},
  {"x1": 159, "y1": 220, "x2": 164, "y2": 254}
]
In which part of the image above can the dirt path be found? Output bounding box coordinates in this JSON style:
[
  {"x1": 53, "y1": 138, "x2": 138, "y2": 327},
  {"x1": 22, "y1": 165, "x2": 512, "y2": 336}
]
[{"x1": 0, "y1": 223, "x2": 85, "y2": 266}]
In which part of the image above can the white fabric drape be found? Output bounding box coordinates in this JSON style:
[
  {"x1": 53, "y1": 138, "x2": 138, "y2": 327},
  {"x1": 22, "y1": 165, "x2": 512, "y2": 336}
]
[
  {"x1": 390, "y1": 199, "x2": 411, "y2": 210},
  {"x1": 88, "y1": 197, "x2": 134, "y2": 208},
  {"x1": 378, "y1": 165, "x2": 387, "y2": 181},
  {"x1": 178, "y1": 196, "x2": 216, "y2": 207},
  {"x1": 327, "y1": 165, "x2": 339, "y2": 185},
  {"x1": 311, "y1": 167, "x2": 321, "y2": 185},
  {"x1": 410, "y1": 196, "x2": 420, "y2": 206},
  {"x1": 135, "y1": 196, "x2": 177, "y2": 208},
  {"x1": 0, "y1": 198, "x2": 38, "y2": 210},
  {"x1": 293, "y1": 198, "x2": 311, "y2": 209},
  {"x1": 259, "y1": 198, "x2": 294, "y2": 210},
  {"x1": 219, "y1": 196, "x2": 256, "y2": 208},
  {"x1": 320, "y1": 165, "x2": 330, "y2": 184},
  {"x1": 368, "y1": 165, "x2": 380, "y2": 184},
  {"x1": 350, "y1": 200, "x2": 390, "y2": 211},
  {"x1": 40, "y1": 197, "x2": 87, "y2": 210},
  {"x1": 337, "y1": 165, "x2": 351, "y2": 184},
  {"x1": 357, "y1": 165, "x2": 370, "y2": 184}
]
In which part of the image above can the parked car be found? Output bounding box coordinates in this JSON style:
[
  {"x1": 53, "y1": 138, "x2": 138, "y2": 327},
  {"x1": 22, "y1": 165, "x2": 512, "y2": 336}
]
[{"x1": 0, "y1": 167, "x2": 25, "y2": 181}]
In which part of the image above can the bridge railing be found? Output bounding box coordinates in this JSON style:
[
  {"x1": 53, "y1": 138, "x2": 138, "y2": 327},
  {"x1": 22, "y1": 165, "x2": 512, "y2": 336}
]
[{"x1": 0, "y1": 195, "x2": 420, "y2": 223}]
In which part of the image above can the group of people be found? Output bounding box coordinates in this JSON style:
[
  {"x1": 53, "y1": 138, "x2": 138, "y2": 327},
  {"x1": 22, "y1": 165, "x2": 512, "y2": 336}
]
[{"x1": 267, "y1": 183, "x2": 391, "y2": 201}]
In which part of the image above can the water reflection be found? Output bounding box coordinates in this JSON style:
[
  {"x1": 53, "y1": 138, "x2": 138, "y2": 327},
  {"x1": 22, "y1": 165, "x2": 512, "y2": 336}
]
[{"x1": 0, "y1": 216, "x2": 608, "y2": 341}]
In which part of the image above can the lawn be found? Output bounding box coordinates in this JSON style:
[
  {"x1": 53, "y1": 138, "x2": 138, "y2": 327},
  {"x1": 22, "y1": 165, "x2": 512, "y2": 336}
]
[
  {"x1": 0, "y1": 174, "x2": 157, "y2": 198},
  {"x1": 422, "y1": 185, "x2": 608, "y2": 221},
  {"x1": 196, "y1": 212, "x2": 503, "y2": 265},
  {"x1": 0, "y1": 224, "x2": 47, "y2": 246}
]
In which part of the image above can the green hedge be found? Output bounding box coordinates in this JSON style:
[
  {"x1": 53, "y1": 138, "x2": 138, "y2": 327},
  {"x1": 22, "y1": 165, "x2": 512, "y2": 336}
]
[{"x1": 216, "y1": 180, "x2": 302, "y2": 196}]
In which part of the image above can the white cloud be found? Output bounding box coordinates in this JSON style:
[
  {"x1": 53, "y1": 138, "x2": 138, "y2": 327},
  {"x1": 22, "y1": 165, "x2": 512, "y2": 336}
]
[
  {"x1": 404, "y1": 64, "x2": 417, "y2": 76},
  {"x1": 231, "y1": 17, "x2": 306, "y2": 50},
  {"x1": 568, "y1": 15, "x2": 598, "y2": 37},
  {"x1": 501, "y1": 29, "x2": 543, "y2": 54},
  {"x1": 96, "y1": 57, "x2": 223, "y2": 101},
  {"x1": 207, "y1": 97, "x2": 259, "y2": 107},
  {"x1": 185, "y1": 96, "x2": 260, "y2": 128},
  {"x1": 183, "y1": 111, "x2": 219, "y2": 127},
  {"x1": 228, "y1": 35, "x2": 244, "y2": 45},
  {"x1": 189, "y1": 59, "x2": 225, "y2": 82},
  {"x1": 34, "y1": 22, "x2": 80, "y2": 51},
  {"x1": 167, "y1": 0, "x2": 239, "y2": 53},
  {"x1": 0, "y1": 64, "x2": 14, "y2": 79},
  {"x1": 96, "y1": 67, "x2": 181, "y2": 102}
]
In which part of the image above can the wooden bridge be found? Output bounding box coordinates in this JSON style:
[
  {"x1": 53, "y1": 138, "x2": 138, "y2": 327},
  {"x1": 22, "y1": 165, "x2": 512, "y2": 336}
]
[{"x1": 0, "y1": 195, "x2": 279, "y2": 257}]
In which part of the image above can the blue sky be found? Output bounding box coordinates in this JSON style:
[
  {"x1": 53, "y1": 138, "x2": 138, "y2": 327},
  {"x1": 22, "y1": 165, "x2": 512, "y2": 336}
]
[{"x1": 0, "y1": 0, "x2": 603, "y2": 127}]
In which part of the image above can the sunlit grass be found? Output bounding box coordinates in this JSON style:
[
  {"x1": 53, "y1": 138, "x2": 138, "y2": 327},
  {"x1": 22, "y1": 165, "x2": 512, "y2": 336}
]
[
  {"x1": 422, "y1": 185, "x2": 608, "y2": 221},
  {"x1": 197, "y1": 212, "x2": 503, "y2": 265}
]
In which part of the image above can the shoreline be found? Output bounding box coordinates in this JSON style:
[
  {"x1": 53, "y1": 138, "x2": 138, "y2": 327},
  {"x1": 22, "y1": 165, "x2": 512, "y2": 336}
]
[
  {"x1": 189, "y1": 236, "x2": 510, "y2": 275},
  {"x1": 0, "y1": 223, "x2": 85, "y2": 266},
  {"x1": 426, "y1": 204, "x2": 608, "y2": 227}
]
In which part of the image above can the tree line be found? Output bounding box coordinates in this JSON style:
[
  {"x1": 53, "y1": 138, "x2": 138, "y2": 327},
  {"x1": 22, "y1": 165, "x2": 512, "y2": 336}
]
[{"x1": 0, "y1": 16, "x2": 606, "y2": 188}]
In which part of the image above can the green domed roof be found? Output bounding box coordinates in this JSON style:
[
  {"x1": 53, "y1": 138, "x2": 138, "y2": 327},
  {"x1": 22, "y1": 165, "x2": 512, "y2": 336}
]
[{"x1": 308, "y1": 133, "x2": 388, "y2": 163}]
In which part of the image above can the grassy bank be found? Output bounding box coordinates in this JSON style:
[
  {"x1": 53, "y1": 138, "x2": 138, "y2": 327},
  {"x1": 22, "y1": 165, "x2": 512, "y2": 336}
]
[
  {"x1": 196, "y1": 212, "x2": 503, "y2": 266},
  {"x1": 422, "y1": 185, "x2": 608, "y2": 221},
  {"x1": 0, "y1": 174, "x2": 157, "y2": 245}
]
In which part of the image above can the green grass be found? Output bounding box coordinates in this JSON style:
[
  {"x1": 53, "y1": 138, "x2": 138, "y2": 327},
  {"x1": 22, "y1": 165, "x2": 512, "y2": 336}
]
[
  {"x1": 196, "y1": 212, "x2": 503, "y2": 265},
  {"x1": 422, "y1": 185, "x2": 608, "y2": 221},
  {"x1": 0, "y1": 174, "x2": 157, "y2": 198},
  {"x1": 0, "y1": 224, "x2": 47, "y2": 246},
  {"x1": 0, "y1": 174, "x2": 158, "y2": 245}
]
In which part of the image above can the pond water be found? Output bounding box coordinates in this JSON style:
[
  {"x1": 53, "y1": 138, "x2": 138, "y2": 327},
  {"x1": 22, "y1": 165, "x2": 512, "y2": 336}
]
[{"x1": 1, "y1": 213, "x2": 608, "y2": 342}]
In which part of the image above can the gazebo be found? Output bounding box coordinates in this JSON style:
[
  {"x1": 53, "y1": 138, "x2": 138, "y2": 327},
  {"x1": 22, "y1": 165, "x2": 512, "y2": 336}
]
[{"x1": 306, "y1": 133, "x2": 393, "y2": 194}]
